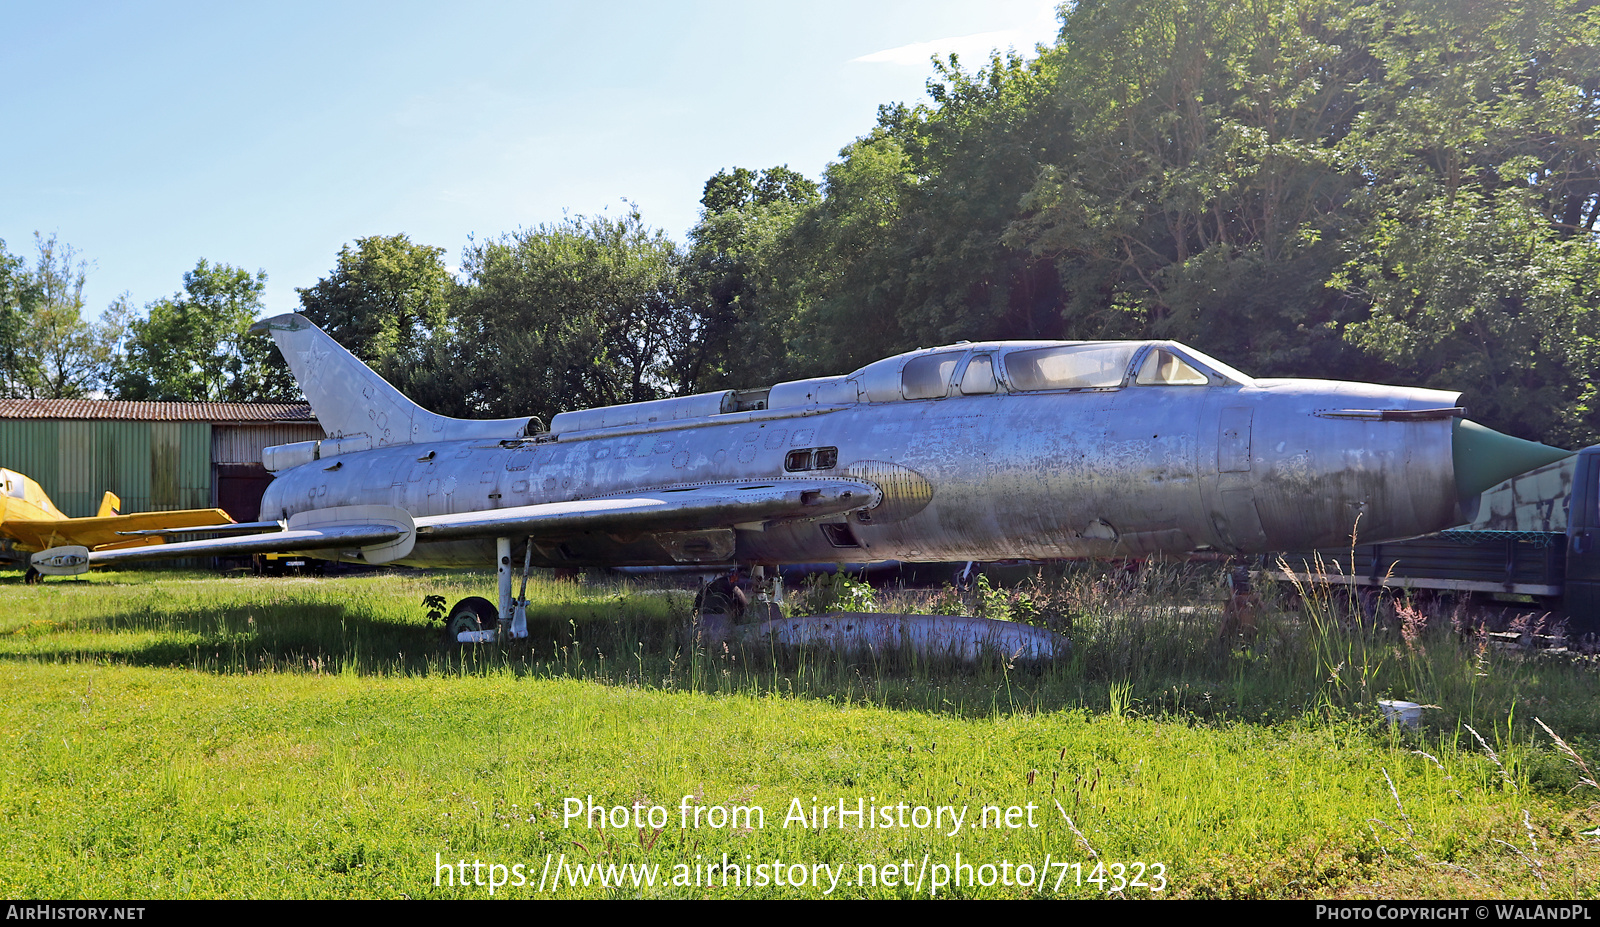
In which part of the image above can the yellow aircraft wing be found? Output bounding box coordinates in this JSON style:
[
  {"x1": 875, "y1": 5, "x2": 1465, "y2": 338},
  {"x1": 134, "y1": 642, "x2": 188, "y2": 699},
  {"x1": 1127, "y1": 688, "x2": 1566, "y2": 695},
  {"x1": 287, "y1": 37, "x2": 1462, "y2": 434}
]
[
  {"x1": 3, "y1": 508, "x2": 238, "y2": 552},
  {"x1": 0, "y1": 468, "x2": 235, "y2": 553}
]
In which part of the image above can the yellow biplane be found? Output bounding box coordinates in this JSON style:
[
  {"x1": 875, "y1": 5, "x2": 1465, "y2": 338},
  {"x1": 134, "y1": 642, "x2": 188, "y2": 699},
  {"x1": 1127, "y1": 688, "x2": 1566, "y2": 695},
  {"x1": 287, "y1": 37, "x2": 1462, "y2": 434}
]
[{"x1": 0, "y1": 468, "x2": 234, "y2": 581}]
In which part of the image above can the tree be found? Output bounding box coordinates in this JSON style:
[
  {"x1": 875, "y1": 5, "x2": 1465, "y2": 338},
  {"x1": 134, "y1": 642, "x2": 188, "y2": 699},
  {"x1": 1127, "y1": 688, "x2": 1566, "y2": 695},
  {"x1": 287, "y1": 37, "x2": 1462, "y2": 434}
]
[
  {"x1": 681, "y1": 166, "x2": 820, "y2": 391},
  {"x1": 453, "y1": 208, "x2": 691, "y2": 424},
  {"x1": 0, "y1": 238, "x2": 36, "y2": 397},
  {"x1": 737, "y1": 0, "x2": 1598, "y2": 445},
  {"x1": 23, "y1": 234, "x2": 96, "y2": 398},
  {"x1": 699, "y1": 165, "x2": 819, "y2": 214},
  {"x1": 786, "y1": 134, "x2": 917, "y2": 374},
  {"x1": 113, "y1": 260, "x2": 298, "y2": 402},
  {"x1": 1002, "y1": 0, "x2": 1380, "y2": 377},
  {"x1": 0, "y1": 233, "x2": 125, "y2": 399},
  {"x1": 1335, "y1": 0, "x2": 1600, "y2": 444},
  {"x1": 296, "y1": 234, "x2": 463, "y2": 414}
]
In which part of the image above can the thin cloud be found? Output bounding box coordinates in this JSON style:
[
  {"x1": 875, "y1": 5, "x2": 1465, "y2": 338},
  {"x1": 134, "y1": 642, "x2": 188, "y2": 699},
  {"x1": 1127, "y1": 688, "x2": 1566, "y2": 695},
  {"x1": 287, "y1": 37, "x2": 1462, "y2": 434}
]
[{"x1": 852, "y1": 29, "x2": 1036, "y2": 66}]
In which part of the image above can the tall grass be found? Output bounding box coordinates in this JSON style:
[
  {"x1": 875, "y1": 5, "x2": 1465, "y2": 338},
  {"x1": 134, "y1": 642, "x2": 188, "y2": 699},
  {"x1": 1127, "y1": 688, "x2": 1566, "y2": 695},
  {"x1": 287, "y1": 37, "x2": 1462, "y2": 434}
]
[
  {"x1": 2, "y1": 564, "x2": 1597, "y2": 898},
  {"x1": 5, "y1": 562, "x2": 1596, "y2": 738}
]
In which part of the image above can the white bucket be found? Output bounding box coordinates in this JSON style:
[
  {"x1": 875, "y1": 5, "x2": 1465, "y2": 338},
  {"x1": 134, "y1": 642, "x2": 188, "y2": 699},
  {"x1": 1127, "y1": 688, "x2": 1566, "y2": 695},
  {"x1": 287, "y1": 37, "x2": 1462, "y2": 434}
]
[{"x1": 1378, "y1": 700, "x2": 1423, "y2": 729}]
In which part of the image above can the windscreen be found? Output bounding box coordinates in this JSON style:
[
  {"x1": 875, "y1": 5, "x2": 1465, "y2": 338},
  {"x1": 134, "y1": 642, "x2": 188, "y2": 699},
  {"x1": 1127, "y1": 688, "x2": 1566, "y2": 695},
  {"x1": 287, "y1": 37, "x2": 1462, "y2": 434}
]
[
  {"x1": 1005, "y1": 344, "x2": 1139, "y2": 391},
  {"x1": 901, "y1": 351, "x2": 965, "y2": 400}
]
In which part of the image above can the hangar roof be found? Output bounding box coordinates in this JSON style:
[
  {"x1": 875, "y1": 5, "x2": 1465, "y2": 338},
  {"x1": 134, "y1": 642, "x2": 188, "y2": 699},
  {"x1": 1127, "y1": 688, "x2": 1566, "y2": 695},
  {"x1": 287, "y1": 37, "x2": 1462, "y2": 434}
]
[{"x1": 0, "y1": 400, "x2": 317, "y2": 425}]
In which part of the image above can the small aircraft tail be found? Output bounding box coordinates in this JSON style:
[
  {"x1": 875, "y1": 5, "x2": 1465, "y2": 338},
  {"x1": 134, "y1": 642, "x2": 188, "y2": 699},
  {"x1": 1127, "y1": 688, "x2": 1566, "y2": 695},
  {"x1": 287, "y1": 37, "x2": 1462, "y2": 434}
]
[
  {"x1": 249, "y1": 314, "x2": 532, "y2": 447},
  {"x1": 97, "y1": 491, "x2": 121, "y2": 517}
]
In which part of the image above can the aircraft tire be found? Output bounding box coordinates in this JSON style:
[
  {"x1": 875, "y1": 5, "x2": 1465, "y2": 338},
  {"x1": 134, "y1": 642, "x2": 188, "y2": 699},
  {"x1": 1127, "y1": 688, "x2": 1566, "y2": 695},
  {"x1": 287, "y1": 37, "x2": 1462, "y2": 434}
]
[{"x1": 444, "y1": 595, "x2": 499, "y2": 644}]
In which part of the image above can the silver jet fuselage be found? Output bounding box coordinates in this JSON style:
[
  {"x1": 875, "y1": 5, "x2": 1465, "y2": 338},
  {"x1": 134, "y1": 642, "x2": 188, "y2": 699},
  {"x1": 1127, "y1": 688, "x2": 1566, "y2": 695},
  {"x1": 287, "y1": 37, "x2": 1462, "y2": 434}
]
[{"x1": 259, "y1": 339, "x2": 1463, "y2": 568}]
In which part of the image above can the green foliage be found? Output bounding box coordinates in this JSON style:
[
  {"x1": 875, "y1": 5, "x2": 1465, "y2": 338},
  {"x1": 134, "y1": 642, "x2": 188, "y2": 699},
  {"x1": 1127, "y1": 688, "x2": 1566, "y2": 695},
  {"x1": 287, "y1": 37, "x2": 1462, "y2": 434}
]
[
  {"x1": 633, "y1": 0, "x2": 1599, "y2": 447},
  {"x1": 296, "y1": 234, "x2": 462, "y2": 415},
  {"x1": 927, "y1": 584, "x2": 967, "y2": 616},
  {"x1": 18, "y1": 234, "x2": 98, "y2": 398},
  {"x1": 784, "y1": 133, "x2": 917, "y2": 374},
  {"x1": 113, "y1": 260, "x2": 298, "y2": 402},
  {"x1": 0, "y1": 234, "x2": 125, "y2": 399},
  {"x1": 764, "y1": 51, "x2": 1077, "y2": 376},
  {"x1": 683, "y1": 1, "x2": 1379, "y2": 386},
  {"x1": 454, "y1": 208, "x2": 689, "y2": 423},
  {"x1": 1334, "y1": 0, "x2": 1600, "y2": 443},
  {"x1": 664, "y1": 0, "x2": 1598, "y2": 444},
  {"x1": 700, "y1": 165, "x2": 818, "y2": 214},
  {"x1": 0, "y1": 239, "x2": 30, "y2": 396},
  {"x1": 874, "y1": 52, "x2": 1075, "y2": 347},
  {"x1": 971, "y1": 573, "x2": 1048, "y2": 625},
  {"x1": 680, "y1": 166, "x2": 820, "y2": 391},
  {"x1": 1009, "y1": 0, "x2": 1375, "y2": 377},
  {"x1": 789, "y1": 571, "x2": 879, "y2": 615},
  {"x1": 1341, "y1": 186, "x2": 1600, "y2": 442}
]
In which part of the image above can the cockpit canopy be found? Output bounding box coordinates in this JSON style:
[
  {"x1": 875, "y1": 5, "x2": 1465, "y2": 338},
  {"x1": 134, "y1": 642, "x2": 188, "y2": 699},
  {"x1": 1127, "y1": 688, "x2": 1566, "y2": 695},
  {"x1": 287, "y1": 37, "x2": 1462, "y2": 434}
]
[
  {"x1": 544, "y1": 340, "x2": 1252, "y2": 437},
  {"x1": 852, "y1": 340, "x2": 1252, "y2": 403}
]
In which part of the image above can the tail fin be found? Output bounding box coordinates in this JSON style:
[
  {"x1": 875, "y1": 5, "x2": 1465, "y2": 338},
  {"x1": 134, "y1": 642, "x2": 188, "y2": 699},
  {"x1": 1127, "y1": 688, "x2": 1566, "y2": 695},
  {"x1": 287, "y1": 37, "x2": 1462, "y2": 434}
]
[
  {"x1": 249, "y1": 314, "x2": 531, "y2": 446},
  {"x1": 97, "y1": 491, "x2": 121, "y2": 517}
]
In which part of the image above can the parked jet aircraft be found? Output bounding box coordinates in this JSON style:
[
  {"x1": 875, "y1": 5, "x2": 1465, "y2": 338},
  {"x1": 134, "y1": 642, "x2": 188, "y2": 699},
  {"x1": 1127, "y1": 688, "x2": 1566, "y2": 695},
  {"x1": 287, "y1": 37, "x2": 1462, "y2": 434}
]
[
  {"x1": 1, "y1": 468, "x2": 234, "y2": 582},
  {"x1": 31, "y1": 314, "x2": 1569, "y2": 635}
]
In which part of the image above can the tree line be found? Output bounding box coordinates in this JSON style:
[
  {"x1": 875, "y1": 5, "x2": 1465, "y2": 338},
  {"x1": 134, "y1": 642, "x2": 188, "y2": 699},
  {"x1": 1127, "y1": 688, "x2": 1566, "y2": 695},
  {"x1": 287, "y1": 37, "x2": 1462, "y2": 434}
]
[
  {"x1": 0, "y1": 234, "x2": 295, "y2": 403},
  {"x1": 5, "y1": 0, "x2": 1597, "y2": 447}
]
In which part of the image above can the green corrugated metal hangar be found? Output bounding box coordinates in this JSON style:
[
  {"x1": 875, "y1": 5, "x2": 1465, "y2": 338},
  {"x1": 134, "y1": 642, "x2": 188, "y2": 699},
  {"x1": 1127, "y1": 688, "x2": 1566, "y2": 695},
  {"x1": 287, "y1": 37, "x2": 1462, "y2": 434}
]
[{"x1": 0, "y1": 400, "x2": 323, "y2": 520}]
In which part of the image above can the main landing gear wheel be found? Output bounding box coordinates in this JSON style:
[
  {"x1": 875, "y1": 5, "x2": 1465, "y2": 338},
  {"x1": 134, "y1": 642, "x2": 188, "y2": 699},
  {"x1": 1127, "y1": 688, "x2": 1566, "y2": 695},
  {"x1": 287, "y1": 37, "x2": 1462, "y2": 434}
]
[{"x1": 443, "y1": 595, "x2": 499, "y2": 644}]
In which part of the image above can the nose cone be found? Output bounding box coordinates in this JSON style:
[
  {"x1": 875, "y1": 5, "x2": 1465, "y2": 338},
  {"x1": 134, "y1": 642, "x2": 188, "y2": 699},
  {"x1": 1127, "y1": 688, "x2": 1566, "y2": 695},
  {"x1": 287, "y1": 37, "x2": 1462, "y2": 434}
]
[{"x1": 1452, "y1": 419, "x2": 1573, "y2": 500}]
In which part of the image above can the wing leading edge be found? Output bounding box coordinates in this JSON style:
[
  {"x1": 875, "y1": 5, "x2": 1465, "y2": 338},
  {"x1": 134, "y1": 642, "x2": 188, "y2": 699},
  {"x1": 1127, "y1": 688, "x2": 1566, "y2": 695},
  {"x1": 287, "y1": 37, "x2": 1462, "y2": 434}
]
[
  {"x1": 413, "y1": 479, "x2": 877, "y2": 539},
  {"x1": 30, "y1": 479, "x2": 880, "y2": 574}
]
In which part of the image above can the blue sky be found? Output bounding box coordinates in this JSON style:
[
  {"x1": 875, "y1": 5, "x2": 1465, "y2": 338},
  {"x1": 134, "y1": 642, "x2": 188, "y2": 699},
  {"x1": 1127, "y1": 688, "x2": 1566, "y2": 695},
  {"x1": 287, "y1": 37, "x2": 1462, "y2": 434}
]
[{"x1": 1, "y1": 1, "x2": 1061, "y2": 318}]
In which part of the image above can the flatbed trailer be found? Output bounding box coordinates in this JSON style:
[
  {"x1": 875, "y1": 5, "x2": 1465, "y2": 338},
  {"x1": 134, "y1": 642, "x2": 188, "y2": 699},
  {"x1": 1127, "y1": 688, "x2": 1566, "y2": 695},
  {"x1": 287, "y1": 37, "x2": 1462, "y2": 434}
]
[{"x1": 1268, "y1": 446, "x2": 1600, "y2": 632}]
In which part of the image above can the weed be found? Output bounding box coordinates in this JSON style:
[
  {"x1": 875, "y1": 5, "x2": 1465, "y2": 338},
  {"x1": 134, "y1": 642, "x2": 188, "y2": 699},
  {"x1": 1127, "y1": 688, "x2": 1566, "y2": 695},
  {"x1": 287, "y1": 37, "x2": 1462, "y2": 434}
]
[{"x1": 789, "y1": 572, "x2": 878, "y2": 616}]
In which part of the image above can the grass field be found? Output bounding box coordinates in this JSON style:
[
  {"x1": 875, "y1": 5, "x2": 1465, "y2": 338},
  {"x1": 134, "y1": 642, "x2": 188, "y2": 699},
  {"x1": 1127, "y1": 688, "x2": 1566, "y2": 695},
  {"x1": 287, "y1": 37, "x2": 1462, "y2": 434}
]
[{"x1": 1, "y1": 564, "x2": 1596, "y2": 899}]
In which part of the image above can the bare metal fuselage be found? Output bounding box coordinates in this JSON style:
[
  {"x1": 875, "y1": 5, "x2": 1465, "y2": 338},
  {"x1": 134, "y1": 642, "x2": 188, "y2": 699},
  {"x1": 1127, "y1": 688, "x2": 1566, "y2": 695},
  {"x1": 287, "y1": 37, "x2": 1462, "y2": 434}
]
[
  {"x1": 33, "y1": 321, "x2": 1556, "y2": 585},
  {"x1": 260, "y1": 373, "x2": 1459, "y2": 569}
]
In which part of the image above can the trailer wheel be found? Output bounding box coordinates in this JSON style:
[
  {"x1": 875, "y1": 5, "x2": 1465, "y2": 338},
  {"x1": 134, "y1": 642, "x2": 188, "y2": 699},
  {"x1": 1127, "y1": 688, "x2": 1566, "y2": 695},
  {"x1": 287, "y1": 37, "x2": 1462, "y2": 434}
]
[{"x1": 444, "y1": 596, "x2": 499, "y2": 643}]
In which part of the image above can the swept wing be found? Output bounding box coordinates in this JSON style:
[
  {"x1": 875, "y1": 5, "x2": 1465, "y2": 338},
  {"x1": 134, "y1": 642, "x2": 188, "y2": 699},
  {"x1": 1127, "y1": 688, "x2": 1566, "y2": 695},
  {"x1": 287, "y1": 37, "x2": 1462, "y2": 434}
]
[{"x1": 30, "y1": 479, "x2": 878, "y2": 575}]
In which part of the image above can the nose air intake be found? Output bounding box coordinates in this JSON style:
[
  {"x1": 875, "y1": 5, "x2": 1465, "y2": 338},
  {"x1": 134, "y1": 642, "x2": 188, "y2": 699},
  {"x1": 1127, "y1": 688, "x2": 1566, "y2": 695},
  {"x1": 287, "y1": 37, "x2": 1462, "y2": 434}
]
[{"x1": 1452, "y1": 418, "x2": 1573, "y2": 500}]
